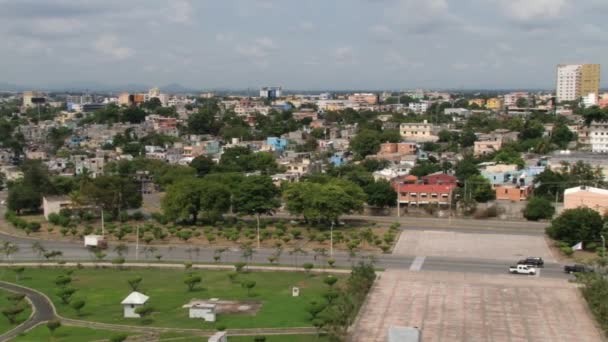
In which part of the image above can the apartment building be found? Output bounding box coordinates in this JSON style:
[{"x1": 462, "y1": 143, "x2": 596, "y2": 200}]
[
  {"x1": 399, "y1": 120, "x2": 439, "y2": 142},
  {"x1": 589, "y1": 121, "x2": 608, "y2": 153},
  {"x1": 556, "y1": 64, "x2": 600, "y2": 102},
  {"x1": 348, "y1": 93, "x2": 378, "y2": 105},
  {"x1": 504, "y1": 92, "x2": 531, "y2": 107},
  {"x1": 394, "y1": 183, "x2": 456, "y2": 206},
  {"x1": 486, "y1": 98, "x2": 503, "y2": 110},
  {"x1": 564, "y1": 186, "x2": 608, "y2": 215}
]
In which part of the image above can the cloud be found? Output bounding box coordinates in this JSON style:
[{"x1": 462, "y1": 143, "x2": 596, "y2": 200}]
[
  {"x1": 332, "y1": 46, "x2": 356, "y2": 65},
  {"x1": 167, "y1": 0, "x2": 193, "y2": 24},
  {"x1": 298, "y1": 21, "x2": 315, "y2": 32},
  {"x1": 497, "y1": 0, "x2": 568, "y2": 22},
  {"x1": 369, "y1": 25, "x2": 395, "y2": 42},
  {"x1": 215, "y1": 33, "x2": 235, "y2": 43},
  {"x1": 387, "y1": 0, "x2": 458, "y2": 34},
  {"x1": 384, "y1": 50, "x2": 423, "y2": 69},
  {"x1": 31, "y1": 18, "x2": 84, "y2": 36},
  {"x1": 93, "y1": 34, "x2": 134, "y2": 59},
  {"x1": 236, "y1": 37, "x2": 278, "y2": 58}
]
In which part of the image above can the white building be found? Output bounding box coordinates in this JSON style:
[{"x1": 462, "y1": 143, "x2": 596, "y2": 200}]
[
  {"x1": 408, "y1": 102, "x2": 428, "y2": 114},
  {"x1": 583, "y1": 93, "x2": 598, "y2": 108},
  {"x1": 183, "y1": 301, "x2": 217, "y2": 322},
  {"x1": 589, "y1": 121, "x2": 608, "y2": 153},
  {"x1": 121, "y1": 292, "x2": 149, "y2": 318},
  {"x1": 399, "y1": 120, "x2": 439, "y2": 142},
  {"x1": 556, "y1": 64, "x2": 581, "y2": 102}
]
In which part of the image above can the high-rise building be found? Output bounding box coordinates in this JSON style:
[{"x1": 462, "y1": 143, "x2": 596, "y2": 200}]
[
  {"x1": 260, "y1": 87, "x2": 282, "y2": 99},
  {"x1": 556, "y1": 64, "x2": 600, "y2": 103}
]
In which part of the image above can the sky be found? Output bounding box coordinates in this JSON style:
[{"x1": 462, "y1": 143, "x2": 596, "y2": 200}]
[{"x1": 1, "y1": 0, "x2": 608, "y2": 90}]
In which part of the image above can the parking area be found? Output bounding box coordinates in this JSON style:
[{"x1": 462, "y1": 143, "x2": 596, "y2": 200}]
[
  {"x1": 351, "y1": 270, "x2": 602, "y2": 342},
  {"x1": 393, "y1": 230, "x2": 555, "y2": 262}
]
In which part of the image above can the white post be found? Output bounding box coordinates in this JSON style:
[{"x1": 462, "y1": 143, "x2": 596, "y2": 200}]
[
  {"x1": 256, "y1": 215, "x2": 260, "y2": 249},
  {"x1": 136, "y1": 225, "x2": 140, "y2": 261}
]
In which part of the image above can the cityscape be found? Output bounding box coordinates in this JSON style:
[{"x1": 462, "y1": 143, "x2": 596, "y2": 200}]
[{"x1": 2, "y1": 1, "x2": 608, "y2": 342}]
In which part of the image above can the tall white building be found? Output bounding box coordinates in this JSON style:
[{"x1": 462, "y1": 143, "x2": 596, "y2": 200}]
[
  {"x1": 589, "y1": 121, "x2": 608, "y2": 153},
  {"x1": 556, "y1": 64, "x2": 581, "y2": 102}
]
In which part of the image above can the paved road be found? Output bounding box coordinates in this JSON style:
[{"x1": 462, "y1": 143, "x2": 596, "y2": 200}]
[{"x1": 0, "y1": 281, "x2": 56, "y2": 342}]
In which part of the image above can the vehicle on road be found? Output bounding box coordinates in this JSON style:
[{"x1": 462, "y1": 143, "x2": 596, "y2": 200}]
[
  {"x1": 84, "y1": 234, "x2": 107, "y2": 249},
  {"x1": 564, "y1": 264, "x2": 594, "y2": 274},
  {"x1": 517, "y1": 257, "x2": 544, "y2": 268},
  {"x1": 509, "y1": 264, "x2": 536, "y2": 275}
]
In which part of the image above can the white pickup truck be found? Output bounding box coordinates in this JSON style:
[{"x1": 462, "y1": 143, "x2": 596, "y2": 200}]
[{"x1": 509, "y1": 264, "x2": 536, "y2": 275}]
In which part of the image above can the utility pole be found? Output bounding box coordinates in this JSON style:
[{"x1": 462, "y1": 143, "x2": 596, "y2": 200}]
[{"x1": 136, "y1": 225, "x2": 140, "y2": 261}]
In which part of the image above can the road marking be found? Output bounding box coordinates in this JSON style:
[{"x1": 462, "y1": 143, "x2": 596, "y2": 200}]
[{"x1": 409, "y1": 256, "x2": 426, "y2": 271}]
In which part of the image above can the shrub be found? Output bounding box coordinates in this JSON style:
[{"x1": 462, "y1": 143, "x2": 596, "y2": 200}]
[
  {"x1": 560, "y1": 246, "x2": 574, "y2": 256},
  {"x1": 586, "y1": 242, "x2": 598, "y2": 252},
  {"x1": 523, "y1": 197, "x2": 555, "y2": 221},
  {"x1": 27, "y1": 222, "x2": 41, "y2": 233}
]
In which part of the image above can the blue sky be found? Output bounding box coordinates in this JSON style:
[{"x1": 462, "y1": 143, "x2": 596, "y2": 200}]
[{"x1": 1, "y1": 0, "x2": 607, "y2": 90}]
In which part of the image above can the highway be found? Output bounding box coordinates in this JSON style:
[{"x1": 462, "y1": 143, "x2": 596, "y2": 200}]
[{"x1": 0, "y1": 191, "x2": 568, "y2": 279}]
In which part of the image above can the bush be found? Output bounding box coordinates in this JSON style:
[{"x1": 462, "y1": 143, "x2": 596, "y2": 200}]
[
  {"x1": 586, "y1": 242, "x2": 598, "y2": 252},
  {"x1": 130, "y1": 211, "x2": 145, "y2": 221},
  {"x1": 27, "y1": 222, "x2": 41, "y2": 233},
  {"x1": 560, "y1": 246, "x2": 574, "y2": 256},
  {"x1": 547, "y1": 208, "x2": 603, "y2": 245},
  {"x1": 523, "y1": 197, "x2": 555, "y2": 221}
]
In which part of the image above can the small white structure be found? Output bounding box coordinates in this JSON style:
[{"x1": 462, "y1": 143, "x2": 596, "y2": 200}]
[
  {"x1": 208, "y1": 331, "x2": 228, "y2": 342},
  {"x1": 292, "y1": 287, "x2": 300, "y2": 297},
  {"x1": 84, "y1": 235, "x2": 105, "y2": 248},
  {"x1": 183, "y1": 301, "x2": 216, "y2": 322},
  {"x1": 121, "y1": 291, "x2": 149, "y2": 318}
]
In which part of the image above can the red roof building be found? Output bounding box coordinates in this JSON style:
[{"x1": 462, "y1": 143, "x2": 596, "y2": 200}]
[
  {"x1": 422, "y1": 173, "x2": 457, "y2": 185},
  {"x1": 393, "y1": 183, "x2": 456, "y2": 206}
]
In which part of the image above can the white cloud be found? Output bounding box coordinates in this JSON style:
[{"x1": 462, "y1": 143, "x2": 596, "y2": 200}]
[
  {"x1": 168, "y1": 0, "x2": 193, "y2": 24},
  {"x1": 32, "y1": 18, "x2": 84, "y2": 35},
  {"x1": 298, "y1": 21, "x2": 315, "y2": 32},
  {"x1": 370, "y1": 25, "x2": 395, "y2": 42},
  {"x1": 332, "y1": 46, "x2": 356, "y2": 65},
  {"x1": 236, "y1": 37, "x2": 278, "y2": 58},
  {"x1": 93, "y1": 34, "x2": 134, "y2": 59},
  {"x1": 384, "y1": 50, "x2": 423, "y2": 69},
  {"x1": 387, "y1": 0, "x2": 457, "y2": 34},
  {"x1": 497, "y1": 0, "x2": 568, "y2": 22},
  {"x1": 215, "y1": 33, "x2": 234, "y2": 43}
]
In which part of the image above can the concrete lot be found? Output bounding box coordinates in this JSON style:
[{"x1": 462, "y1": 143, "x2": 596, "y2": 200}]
[
  {"x1": 394, "y1": 230, "x2": 556, "y2": 262},
  {"x1": 351, "y1": 270, "x2": 602, "y2": 342}
]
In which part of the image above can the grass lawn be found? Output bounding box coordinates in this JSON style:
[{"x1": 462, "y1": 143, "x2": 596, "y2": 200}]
[
  {"x1": 0, "y1": 267, "x2": 341, "y2": 329},
  {"x1": 0, "y1": 288, "x2": 32, "y2": 334},
  {"x1": 157, "y1": 332, "x2": 327, "y2": 342},
  {"x1": 13, "y1": 325, "x2": 134, "y2": 342}
]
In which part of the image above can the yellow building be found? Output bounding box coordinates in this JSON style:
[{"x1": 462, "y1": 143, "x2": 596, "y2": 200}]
[
  {"x1": 468, "y1": 98, "x2": 486, "y2": 108},
  {"x1": 581, "y1": 64, "x2": 601, "y2": 98},
  {"x1": 486, "y1": 98, "x2": 503, "y2": 110}
]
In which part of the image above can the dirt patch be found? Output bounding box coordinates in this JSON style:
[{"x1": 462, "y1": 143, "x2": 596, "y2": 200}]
[{"x1": 187, "y1": 299, "x2": 262, "y2": 315}]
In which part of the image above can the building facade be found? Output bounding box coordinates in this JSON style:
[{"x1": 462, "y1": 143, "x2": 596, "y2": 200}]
[
  {"x1": 399, "y1": 121, "x2": 438, "y2": 142},
  {"x1": 556, "y1": 64, "x2": 601, "y2": 102}
]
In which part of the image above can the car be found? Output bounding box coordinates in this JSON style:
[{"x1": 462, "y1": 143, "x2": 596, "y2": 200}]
[
  {"x1": 517, "y1": 257, "x2": 544, "y2": 268},
  {"x1": 509, "y1": 264, "x2": 536, "y2": 275},
  {"x1": 564, "y1": 264, "x2": 594, "y2": 274}
]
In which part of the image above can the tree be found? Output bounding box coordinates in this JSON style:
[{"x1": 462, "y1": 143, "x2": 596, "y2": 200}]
[
  {"x1": 2, "y1": 306, "x2": 25, "y2": 324},
  {"x1": 110, "y1": 334, "x2": 129, "y2": 342},
  {"x1": 134, "y1": 305, "x2": 155, "y2": 323},
  {"x1": 324, "y1": 275, "x2": 338, "y2": 288},
  {"x1": 350, "y1": 129, "x2": 381, "y2": 158},
  {"x1": 465, "y1": 175, "x2": 495, "y2": 202},
  {"x1": 233, "y1": 176, "x2": 281, "y2": 249},
  {"x1": 71, "y1": 299, "x2": 86, "y2": 316},
  {"x1": 56, "y1": 287, "x2": 77, "y2": 304},
  {"x1": 162, "y1": 178, "x2": 231, "y2": 224},
  {"x1": 142, "y1": 97, "x2": 162, "y2": 111},
  {"x1": 0, "y1": 241, "x2": 19, "y2": 262},
  {"x1": 128, "y1": 276, "x2": 143, "y2": 291},
  {"x1": 114, "y1": 243, "x2": 129, "y2": 257},
  {"x1": 31, "y1": 241, "x2": 46, "y2": 259},
  {"x1": 184, "y1": 274, "x2": 202, "y2": 291},
  {"x1": 303, "y1": 262, "x2": 314, "y2": 274},
  {"x1": 519, "y1": 119, "x2": 544, "y2": 140},
  {"x1": 516, "y1": 97, "x2": 528, "y2": 108},
  {"x1": 551, "y1": 124, "x2": 575, "y2": 149},
  {"x1": 241, "y1": 280, "x2": 256, "y2": 296},
  {"x1": 546, "y1": 207, "x2": 603, "y2": 245},
  {"x1": 364, "y1": 180, "x2": 396, "y2": 208},
  {"x1": 455, "y1": 156, "x2": 480, "y2": 182},
  {"x1": 190, "y1": 155, "x2": 215, "y2": 177},
  {"x1": 76, "y1": 176, "x2": 142, "y2": 218},
  {"x1": 523, "y1": 197, "x2": 555, "y2": 221},
  {"x1": 46, "y1": 319, "x2": 61, "y2": 335},
  {"x1": 12, "y1": 267, "x2": 25, "y2": 281},
  {"x1": 122, "y1": 107, "x2": 147, "y2": 123},
  {"x1": 409, "y1": 161, "x2": 442, "y2": 177},
  {"x1": 7, "y1": 182, "x2": 41, "y2": 214}
]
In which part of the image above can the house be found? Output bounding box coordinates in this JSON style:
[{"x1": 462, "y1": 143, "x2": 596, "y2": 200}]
[
  {"x1": 399, "y1": 120, "x2": 439, "y2": 142},
  {"x1": 121, "y1": 292, "x2": 149, "y2": 318},
  {"x1": 422, "y1": 173, "x2": 457, "y2": 185},
  {"x1": 266, "y1": 137, "x2": 288, "y2": 152},
  {"x1": 474, "y1": 140, "x2": 502, "y2": 157},
  {"x1": 564, "y1": 186, "x2": 608, "y2": 215},
  {"x1": 495, "y1": 183, "x2": 533, "y2": 201},
  {"x1": 43, "y1": 196, "x2": 72, "y2": 220},
  {"x1": 393, "y1": 183, "x2": 456, "y2": 206},
  {"x1": 183, "y1": 301, "x2": 216, "y2": 321}
]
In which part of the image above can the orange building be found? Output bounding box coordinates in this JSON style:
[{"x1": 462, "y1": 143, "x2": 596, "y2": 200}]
[
  {"x1": 494, "y1": 184, "x2": 533, "y2": 201},
  {"x1": 564, "y1": 186, "x2": 608, "y2": 215}
]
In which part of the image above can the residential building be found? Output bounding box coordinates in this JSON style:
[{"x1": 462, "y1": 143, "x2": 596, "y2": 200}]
[
  {"x1": 589, "y1": 121, "x2": 608, "y2": 153},
  {"x1": 504, "y1": 92, "x2": 531, "y2": 107},
  {"x1": 399, "y1": 120, "x2": 438, "y2": 142},
  {"x1": 348, "y1": 93, "x2": 378, "y2": 105},
  {"x1": 266, "y1": 137, "x2": 288, "y2": 152},
  {"x1": 43, "y1": 196, "x2": 72, "y2": 219},
  {"x1": 486, "y1": 98, "x2": 503, "y2": 110},
  {"x1": 495, "y1": 183, "x2": 533, "y2": 201},
  {"x1": 408, "y1": 102, "x2": 428, "y2": 114},
  {"x1": 556, "y1": 64, "x2": 601, "y2": 102},
  {"x1": 394, "y1": 183, "x2": 456, "y2": 206},
  {"x1": 564, "y1": 186, "x2": 608, "y2": 215},
  {"x1": 444, "y1": 108, "x2": 470, "y2": 117},
  {"x1": 422, "y1": 173, "x2": 457, "y2": 185},
  {"x1": 582, "y1": 93, "x2": 598, "y2": 108},
  {"x1": 474, "y1": 139, "x2": 502, "y2": 157},
  {"x1": 469, "y1": 98, "x2": 486, "y2": 108},
  {"x1": 22, "y1": 91, "x2": 44, "y2": 108}
]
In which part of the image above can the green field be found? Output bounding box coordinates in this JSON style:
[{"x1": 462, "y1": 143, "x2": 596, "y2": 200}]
[
  {"x1": 0, "y1": 267, "x2": 341, "y2": 329},
  {"x1": 13, "y1": 325, "x2": 134, "y2": 342},
  {"x1": 0, "y1": 288, "x2": 32, "y2": 334},
  {"x1": 229, "y1": 335, "x2": 328, "y2": 342}
]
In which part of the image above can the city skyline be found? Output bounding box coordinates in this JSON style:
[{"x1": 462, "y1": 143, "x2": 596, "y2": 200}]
[{"x1": 1, "y1": 0, "x2": 608, "y2": 90}]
